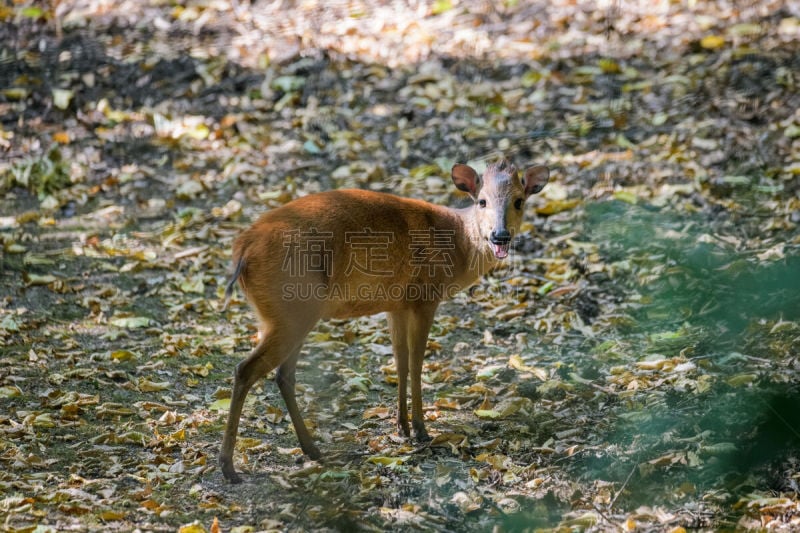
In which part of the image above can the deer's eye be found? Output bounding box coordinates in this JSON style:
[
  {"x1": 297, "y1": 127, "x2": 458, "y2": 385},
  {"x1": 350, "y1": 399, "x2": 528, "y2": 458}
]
[
  {"x1": 514, "y1": 198, "x2": 523, "y2": 210},
  {"x1": 478, "y1": 199, "x2": 487, "y2": 208}
]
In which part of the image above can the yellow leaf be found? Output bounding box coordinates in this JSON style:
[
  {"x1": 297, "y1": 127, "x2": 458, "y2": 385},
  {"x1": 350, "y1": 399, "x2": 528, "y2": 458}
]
[
  {"x1": 367, "y1": 456, "x2": 406, "y2": 467},
  {"x1": 478, "y1": 395, "x2": 492, "y2": 410},
  {"x1": 3, "y1": 87, "x2": 28, "y2": 100},
  {"x1": 277, "y1": 446, "x2": 303, "y2": 456},
  {"x1": 53, "y1": 131, "x2": 70, "y2": 144},
  {"x1": 651, "y1": 112, "x2": 668, "y2": 126},
  {"x1": 700, "y1": 35, "x2": 725, "y2": 49},
  {"x1": 186, "y1": 123, "x2": 209, "y2": 140},
  {"x1": 535, "y1": 198, "x2": 580, "y2": 216},
  {"x1": 184, "y1": 364, "x2": 211, "y2": 377},
  {"x1": 264, "y1": 404, "x2": 284, "y2": 424},
  {"x1": 5, "y1": 243, "x2": 26, "y2": 253},
  {"x1": 33, "y1": 413, "x2": 56, "y2": 428},
  {"x1": 178, "y1": 521, "x2": 207, "y2": 533},
  {"x1": 52, "y1": 88, "x2": 73, "y2": 110},
  {"x1": 430, "y1": 433, "x2": 466, "y2": 446},
  {"x1": 138, "y1": 378, "x2": 171, "y2": 392},
  {"x1": 636, "y1": 359, "x2": 667, "y2": 371},
  {"x1": 140, "y1": 499, "x2": 161, "y2": 511},
  {"x1": 466, "y1": 383, "x2": 491, "y2": 395},
  {"x1": 158, "y1": 411, "x2": 177, "y2": 424},
  {"x1": 508, "y1": 354, "x2": 548, "y2": 381},
  {"x1": 211, "y1": 200, "x2": 242, "y2": 219},
  {"x1": 99, "y1": 510, "x2": 125, "y2": 521},
  {"x1": 598, "y1": 58, "x2": 621, "y2": 74},
  {"x1": 476, "y1": 396, "x2": 532, "y2": 420},
  {"x1": 23, "y1": 272, "x2": 58, "y2": 286},
  {"x1": 236, "y1": 438, "x2": 263, "y2": 450},
  {"x1": 119, "y1": 431, "x2": 150, "y2": 445},
  {"x1": 110, "y1": 350, "x2": 138, "y2": 362},
  {"x1": 208, "y1": 398, "x2": 230, "y2": 412},
  {"x1": 0, "y1": 385, "x2": 22, "y2": 398},
  {"x1": 180, "y1": 276, "x2": 205, "y2": 294},
  {"x1": 434, "y1": 397, "x2": 459, "y2": 410},
  {"x1": 728, "y1": 23, "x2": 762, "y2": 36},
  {"x1": 363, "y1": 406, "x2": 391, "y2": 419},
  {"x1": 613, "y1": 190, "x2": 638, "y2": 204}
]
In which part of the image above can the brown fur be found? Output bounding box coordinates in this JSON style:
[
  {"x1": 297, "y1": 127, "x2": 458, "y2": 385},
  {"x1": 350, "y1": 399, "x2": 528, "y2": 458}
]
[{"x1": 219, "y1": 161, "x2": 549, "y2": 483}]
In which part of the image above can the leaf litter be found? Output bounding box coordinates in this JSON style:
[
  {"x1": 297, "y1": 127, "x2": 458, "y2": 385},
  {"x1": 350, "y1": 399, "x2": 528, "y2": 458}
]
[{"x1": 1, "y1": 0, "x2": 799, "y2": 531}]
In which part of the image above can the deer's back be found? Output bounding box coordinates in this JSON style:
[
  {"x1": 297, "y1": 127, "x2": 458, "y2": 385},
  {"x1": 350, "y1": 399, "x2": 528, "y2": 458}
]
[{"x1": 233, "y1": 189, "x2": 467, "y2": 319}]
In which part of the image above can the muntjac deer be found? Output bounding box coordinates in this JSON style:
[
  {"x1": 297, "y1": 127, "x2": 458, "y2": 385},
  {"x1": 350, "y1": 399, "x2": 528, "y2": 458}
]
[{"x1": 220, "y1": 159, "x2": 549, "y2": 483}]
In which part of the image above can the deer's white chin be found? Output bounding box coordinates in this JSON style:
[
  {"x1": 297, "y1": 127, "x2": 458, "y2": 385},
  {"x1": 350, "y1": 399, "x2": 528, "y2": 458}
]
[{"x1": 492, "y1": 242, "x2": 509, "y2": 259}]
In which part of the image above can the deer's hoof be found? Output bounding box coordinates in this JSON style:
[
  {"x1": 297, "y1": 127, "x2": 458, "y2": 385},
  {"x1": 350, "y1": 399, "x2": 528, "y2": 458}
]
[
  {"x1": 220, "y1": 459, "x2": 242, "y2": 484},
  {"x1": 303, "y1": 445, "x2": 323, "y2": 461},
  {"x1": 412, "y1": 424, "x2": 431, "y2": 443},
  {"x1": 397, "y1": 419, "x2": 411, "y2": 438}
]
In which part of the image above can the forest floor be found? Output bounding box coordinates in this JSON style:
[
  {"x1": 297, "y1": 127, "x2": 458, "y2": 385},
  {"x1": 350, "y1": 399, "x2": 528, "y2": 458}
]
[{"x1": 1, "y1": 1, "x2": 800, "y2": 531}]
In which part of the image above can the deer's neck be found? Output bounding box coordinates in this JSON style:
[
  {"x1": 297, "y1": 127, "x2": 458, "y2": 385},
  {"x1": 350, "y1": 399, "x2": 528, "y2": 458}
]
[{"x1": 448, "y1": 205, "x2": 498, "y2": 283}]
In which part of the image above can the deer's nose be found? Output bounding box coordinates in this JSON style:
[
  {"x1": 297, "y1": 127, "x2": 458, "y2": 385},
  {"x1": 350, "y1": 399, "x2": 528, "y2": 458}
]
[{"x1": 490, "y1": 229, "x2": 511, "y2": 244}]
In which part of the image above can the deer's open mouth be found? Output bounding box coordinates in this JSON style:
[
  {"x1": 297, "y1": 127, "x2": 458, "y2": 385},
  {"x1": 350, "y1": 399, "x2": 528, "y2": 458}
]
[{"x1": 492, "y1": 242, "x2": 510, "y2": 259}]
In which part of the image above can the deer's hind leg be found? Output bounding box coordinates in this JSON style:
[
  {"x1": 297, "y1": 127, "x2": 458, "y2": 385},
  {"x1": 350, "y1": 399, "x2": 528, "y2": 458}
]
[
  {"x1": 220, "y1": 314, "x2": 318, "y2": 482},
  {"x1": 389, "y1": 310, "x2": 411, "y2": 437}
]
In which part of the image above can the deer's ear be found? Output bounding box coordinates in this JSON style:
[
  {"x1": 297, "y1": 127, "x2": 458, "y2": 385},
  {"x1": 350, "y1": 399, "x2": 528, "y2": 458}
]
[
  {"x1": 451, "y1": 164, "x2": 481, "y2": 198},
  {"x1": 523, "y1": 165, "x2": 549, "y2": 197}
]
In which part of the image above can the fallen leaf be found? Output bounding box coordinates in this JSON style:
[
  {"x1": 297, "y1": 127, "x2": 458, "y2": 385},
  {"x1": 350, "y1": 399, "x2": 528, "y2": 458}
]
[
  {"x1": 52, "y1": 88, "x2": 74, "y2": 110},
  {"x1": 700, "y1": 35, "x2": 726, "y2": 49},
  {"x1": 111, "y1": 316, "x2": 152, "y2": 329}
]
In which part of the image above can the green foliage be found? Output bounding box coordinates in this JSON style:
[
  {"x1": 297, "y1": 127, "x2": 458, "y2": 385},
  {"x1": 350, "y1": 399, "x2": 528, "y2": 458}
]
[{"x1": 2, "y1": 147, "x2": 71, "y2": 197}]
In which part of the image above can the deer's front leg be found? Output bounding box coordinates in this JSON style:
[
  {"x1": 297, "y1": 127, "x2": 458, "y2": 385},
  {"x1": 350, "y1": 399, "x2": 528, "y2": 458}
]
[
  {"x1": 389, "y1": 311, "x2": 411, "y2": 436},
  {"x1": 407, "y1": 305, "x2": 437, "y2": 441}
]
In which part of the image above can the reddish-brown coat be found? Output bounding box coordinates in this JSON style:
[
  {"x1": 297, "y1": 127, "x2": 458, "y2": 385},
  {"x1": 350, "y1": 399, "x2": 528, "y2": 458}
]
[{"x1": 219, "y1": 161, "x2": 549, "y2": 483}]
